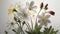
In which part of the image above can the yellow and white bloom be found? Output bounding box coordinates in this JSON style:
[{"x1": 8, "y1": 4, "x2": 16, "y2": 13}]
[
  {"x1": 8, "y1": 5, "x2": 15, "y2": 15},
  {"x1": 8, "y1": 2, "x2": 22, "y2": 15},
  {"x1": 38, "y1": 13, "x2": 51, "y2": 26},
  {"x1": 26, "y1": 1, "x2": 37, "y2": 12},
  {"x1": 7, "y1": 19, "x2": 16, "y2": 29},
  {"x1": 15, "y1": 2, "x2": 22, "y2": 10},
  {"x1": 7, "y1": 18, "x2": 16, "y2": 29}
]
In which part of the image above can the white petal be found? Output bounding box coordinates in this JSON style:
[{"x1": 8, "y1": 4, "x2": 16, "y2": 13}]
[
  {"x1": 46, "y1": 20, "x2": 51, "y2": 23},
  {"x1": 45, "y1": 15, "x2": 50, "y2": 18},
  {"x1": 40, "y1": 22, "x2": 43, "y2": 26},
  {"x1": 38, "y1": 19, "x2": 41, "y2": 23},
  {"x1": 32, "y1": 9, "x2": 37, "y2": 13},
  {"x1": 32, "y1": 6, "x2": 37, "y2": 9},
  {"x1": 37, "y1": 15, "x2": 42, "y2": 19},
  {"x1": 26, "y1": 2, "x2": 29, "y2": 6},
  {"x1": 44, "y1": 22, "x2": 47, "y2": 26},
  {"x1": 30, "y1": 1, "x2": 34, "y2": 7}
]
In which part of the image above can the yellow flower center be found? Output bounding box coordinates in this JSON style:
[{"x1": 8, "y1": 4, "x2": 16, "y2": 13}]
[
  {"x1": 9, "y1": 22, "x2": 14, "y2": 26},
  {"x1": 22, "y1": 13, "x2": 27, "y2": 17},
  {"x1": 11, "y1": 22, "x2": 14, "y2": 25},
  {"x1": 28, "y1": 7, "x2": 32, "y2": 11},
  {"x1": 17, "y1": 5, "x2": 21, "y2": 8},
  {"x1": 42, "y1": 17, "x2": 46, "y2": 23},
  {"x1": 32, "y1": 14, "x2": 35, "y2": 17}
]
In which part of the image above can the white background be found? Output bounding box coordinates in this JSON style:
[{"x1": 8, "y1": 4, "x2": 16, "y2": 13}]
[{"x1": 0, "y1": 0, "x2": 60, "y2": 34}]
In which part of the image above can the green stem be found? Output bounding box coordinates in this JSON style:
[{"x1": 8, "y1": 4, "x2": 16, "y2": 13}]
[
  {"x1": 13, "y1": 12, "x2": 25, "y2": 34},
  {"x1": 26, "y1": 22, "x2": 32, "y2": 30},
  {"x1": 35, "y1": 9, "x2": 41, "y2": 23},
  {"x1": 16, "y1": 22, "x2": 25, "y2": 34},
  {"x1": 30, "y1": 16, "x2": 33, "y2": 30},
  {"x1": 25, "y1": 23, "x2": 31, "y2": 30}
]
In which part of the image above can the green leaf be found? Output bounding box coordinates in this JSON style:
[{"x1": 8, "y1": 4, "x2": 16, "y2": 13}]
[
  {"x1": 49, "y1": 28, "x2": 54, "y2": 34},
  {"x1": 22, "y1": 21, "x2": 26, "y2": 25},
  {"x1": 55, "y1": 30, "x2": 58, "y2": 34},
  {"x1": 13, "y1": 9, "x2": 17, "y2": 12},
  {"x1": 14, "y1": 16, "x2": 21, "y2": 23},
  {"x1": 35, "y1": 23, "x2": 41, "y2": 31},
  {"x1": 26, "y1": 23, "x2": 42, "y2": 34},
  {"x1": 12, "y1": 27, "x2": 21, "y2": 34},
  {"x1": 12, "y1": 29, "x2": 18, "y2": 34},
  {"x1": 25, "y1": 31, "x2": 31, "y2": 34},
  {"x1": 14, "y1": 16, "x2": 17, "y2": 21},
  {"x1": 48, "y1": 26, "x2": 52, "y2": 32},
  {"x1": 43, "y1": 26, "x2": 58, "y2": 34},
  {"x1": 17, "y1": 19, "x2": 21, "y2": 23},
  {"x1": 5, "y1": 31, "x2": 8, "y2": 34}
]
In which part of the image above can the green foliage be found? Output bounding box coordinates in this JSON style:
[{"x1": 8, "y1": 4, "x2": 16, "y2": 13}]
[
  {"x1": 12, "y1": 27, "x2": 21, "y2": 34},
  {"x1": 14, "y1": 16, "x2": 17, "y2": 21},
  {"x1": 26, "y1": 23, "x2": 42, "y2": 34},
  {"x1": 26, "y1": 24, "x2": 58, "y2": 34},
  {"x1": 17, "y1": 19, "x2": 21, "y2": 23},
  {"x1": 34, "y1": 23, "x2": 41, "y2": 33},
  {"x1": 13, "y1": 9, "x2": 17, "y2": 12},
  {"x1": 14, "y1": 16, "x2": 21, "y2": 23},
  {"x1": 43, "y1": 26, "x2": 58, "y2": 34},
  {"x1": 22, "y1": 21, "x2": 26, "y2": 25},
  {"x1": 5, "y1": 31, "x2": 8, "y2": 34}
]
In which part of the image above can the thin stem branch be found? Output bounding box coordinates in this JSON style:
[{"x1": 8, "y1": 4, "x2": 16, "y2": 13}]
[
  {"x1": 35, "y1": 9, "x2": 41, "y2": 23},
  {"x1": 25, "y1": 23, "x2": 31, "y2": 30},
  {"x1": 26, "y1": 22, "x2": 31, "y2": 30},
  {"x1": 16, "y1": 22, "x2": 25, "y2": 34},
  {"x1": 30, "y1": 16, "x2": 33, "y2": 30}
]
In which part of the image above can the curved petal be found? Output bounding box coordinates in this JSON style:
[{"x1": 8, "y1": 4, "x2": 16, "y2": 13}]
[
  {"x1": 45, "y1": 15, "x2": 50, "y2": 18},
  {"x1": 30, "y1": 1, "x2": 34, "y2": 7},
  {"x1": 44, "y1": 22, "x2": 47, "y2": 26},
  {"x1": 37, "y1": 15, "x2": 42, "y2": 19},
  {"x1": 32, "y1": 6, "x2": 37, "y2": 9},
  {"x1": 26, "y1": 2, "x2": 30, "y2": 7},
  {"x1": 40, "y1": 22, "x2": 43, "y2": 26},
  {"x1": 32, "y1": 9, "x2": 37, "y2": 13},
  {"x1": 46, "y1": 19, "x2": 51, "y2": 23}
]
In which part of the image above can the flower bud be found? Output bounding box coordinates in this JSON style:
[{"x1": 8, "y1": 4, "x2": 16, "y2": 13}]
[
  {"x1": 22, "y1": 21, "x2": 26, "y2": 25},
  {"x1": 44, "y1": 4, "x2": 48, "y2": 10},
  {"x1": 48, "y1": 11, "x2": 55, "y2": 15},
  {"x1": 40, "y1": 2, "x2": 43, "y2": 9}
]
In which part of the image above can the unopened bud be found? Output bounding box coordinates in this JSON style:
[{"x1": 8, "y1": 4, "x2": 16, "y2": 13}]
[
  {"x1": 48, "y1": 11, "x2": 55, "y2": 15},
  {"x1": 40, "y1": 2, "x2": 43, "y2": 9}
]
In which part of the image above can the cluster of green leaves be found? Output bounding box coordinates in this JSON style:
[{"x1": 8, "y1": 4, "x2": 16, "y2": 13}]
[
  {"x1": 5, "y1": 16, "x2": 58, "y2": 34},
  {"x1": 12, "y1": 27, "x2": 21, "y2": 34},
  {"x1": 26, "y1": 23, "x2": 42, "y2": 34},
  {"x1": 26, "y1": 23, "x2": 58, "y2": 34},
  {"x1": 43, "y1": 26, "x2": 58, "y2": 34},
  {"x1": 5, "y1": 31, "x2": 8, "y2": 34}
]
